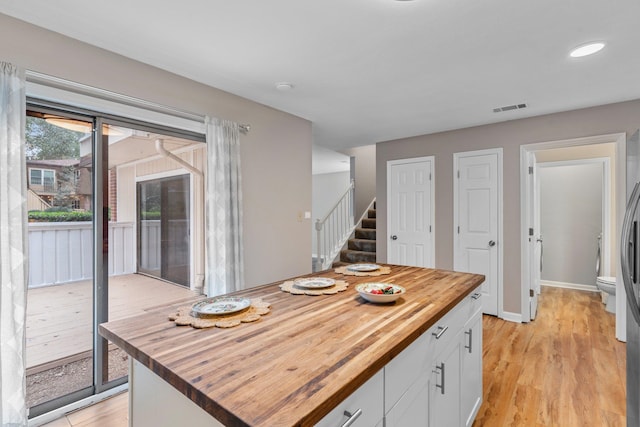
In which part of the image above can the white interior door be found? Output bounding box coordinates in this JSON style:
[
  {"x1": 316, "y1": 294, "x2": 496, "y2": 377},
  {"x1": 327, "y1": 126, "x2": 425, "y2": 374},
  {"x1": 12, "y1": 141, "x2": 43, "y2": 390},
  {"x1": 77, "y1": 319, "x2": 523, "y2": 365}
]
[
  {"x1": 528, "y1": 152, "x2": 541, "y2": 320},
  {"x1": 387, "y1": 157, "x2": 435, "y2": 267},
  {"x1": 454, "y1": 149, "x2": 501, "y2": 316}
]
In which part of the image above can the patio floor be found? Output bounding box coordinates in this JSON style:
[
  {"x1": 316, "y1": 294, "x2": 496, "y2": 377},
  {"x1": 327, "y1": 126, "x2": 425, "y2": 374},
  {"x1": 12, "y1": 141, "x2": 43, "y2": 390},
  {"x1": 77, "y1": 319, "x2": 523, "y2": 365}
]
[{"x1": 26, "y1": 274, "x2": 199, "y2": 373}]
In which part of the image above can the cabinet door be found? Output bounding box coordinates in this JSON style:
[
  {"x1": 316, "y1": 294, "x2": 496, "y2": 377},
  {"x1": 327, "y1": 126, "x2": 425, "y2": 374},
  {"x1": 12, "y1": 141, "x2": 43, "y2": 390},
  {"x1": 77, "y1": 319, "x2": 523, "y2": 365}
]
[
  {"x1": 461, "y1": 310, "x2": 483, "y2": 427},
  {"x1": 315, "y1": 370, "x2": 384, "y2": 427},
  {"x1": 385, "y1": 331, "x2": 431, "y2": 413},
  {"x1": 428, "y1": 336, "x2": 461, "y2": 427},
  {"x1": 386, "y1": 370, "x2": 429, "y2": 427}
]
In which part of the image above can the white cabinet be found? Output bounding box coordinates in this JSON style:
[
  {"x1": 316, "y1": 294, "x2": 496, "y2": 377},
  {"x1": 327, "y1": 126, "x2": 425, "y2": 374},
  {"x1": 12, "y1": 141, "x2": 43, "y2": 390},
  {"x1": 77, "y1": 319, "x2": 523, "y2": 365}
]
[
  {"x1": 386, "y1": 370, "x2": 429, "y2": 427},
  {"x1": 385, "y1": 290, "x2": 483, "y2": 427},
  {"x1": 315, "y1": 369, "x2": 384, "y2": 427},
  {"x1": 428, "y1": 331, "x2": 462, "y2": 427},
  {"x1": 461, "y1": 307, "x2": 483, "y2": 427},
  {"x1": 428, "y1": 290, "x2": 483, "y2": 427}
]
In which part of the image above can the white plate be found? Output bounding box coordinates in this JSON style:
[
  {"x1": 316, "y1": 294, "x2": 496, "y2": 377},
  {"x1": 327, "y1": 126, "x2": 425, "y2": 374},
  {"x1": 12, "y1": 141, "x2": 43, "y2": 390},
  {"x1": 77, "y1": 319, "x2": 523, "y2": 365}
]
[
  {"x1": 347, "y1": 263, "x2": 381, "y2": 272},
  {"x1": 356, "y1": 283, "x2": 405, "y2": 303},
  {"x1": 293, "y1": 277, "x2": 336, "y2": 289},
  {"x1": 191, "y1": 297, "x2": 251, "y2": 316}
]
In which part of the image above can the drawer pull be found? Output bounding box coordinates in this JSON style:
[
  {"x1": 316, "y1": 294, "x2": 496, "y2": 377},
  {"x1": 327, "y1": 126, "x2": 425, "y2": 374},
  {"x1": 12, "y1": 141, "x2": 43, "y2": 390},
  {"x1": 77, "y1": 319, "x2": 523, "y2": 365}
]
[
  {"x1": 432, "y1": 325, "x2": 448, "y2": 339},
  {"x1": 465, "y1": 328, "x2": 473, "y2": 353},
  {"x1": 471, "y1": 292, "x2": 481, "y2": 300},
  {"x1": 340, "y1": 408, "x2": 362, "y2": 427},
  {"x1": 434, "y1": 362, "x2": 445, "y2": 395}
]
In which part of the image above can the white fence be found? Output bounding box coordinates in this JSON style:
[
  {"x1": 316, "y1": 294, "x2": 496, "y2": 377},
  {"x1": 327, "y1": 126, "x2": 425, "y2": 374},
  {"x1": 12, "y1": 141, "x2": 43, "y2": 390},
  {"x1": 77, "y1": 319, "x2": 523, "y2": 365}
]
[
  {"x1": 139, "y1": 220, "x2": 161, "y2": 272},
  {"x1": 28, "y1": 221, "x2": 135, "y2": 288}
]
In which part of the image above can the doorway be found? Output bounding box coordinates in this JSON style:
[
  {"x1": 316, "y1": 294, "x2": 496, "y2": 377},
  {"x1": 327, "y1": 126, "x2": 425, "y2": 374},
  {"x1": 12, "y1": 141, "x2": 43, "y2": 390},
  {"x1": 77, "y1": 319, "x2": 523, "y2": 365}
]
[
  {"x1": 520, "y1": 133, "x2": 625, "y2": 340},
  {"x1": 537, "y1": 159, "x2": 610, "y2": 290}
]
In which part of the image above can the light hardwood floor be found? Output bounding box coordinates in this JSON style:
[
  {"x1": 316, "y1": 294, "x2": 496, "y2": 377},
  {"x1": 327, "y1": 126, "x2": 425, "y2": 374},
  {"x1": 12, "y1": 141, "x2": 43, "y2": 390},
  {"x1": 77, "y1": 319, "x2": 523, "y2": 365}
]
[
  {"x1": 474, "y1": 286, "x2": 625, "y2": 426},
  {"x1": 42, "y1": 286, "x2": 625, "y2": 427}
]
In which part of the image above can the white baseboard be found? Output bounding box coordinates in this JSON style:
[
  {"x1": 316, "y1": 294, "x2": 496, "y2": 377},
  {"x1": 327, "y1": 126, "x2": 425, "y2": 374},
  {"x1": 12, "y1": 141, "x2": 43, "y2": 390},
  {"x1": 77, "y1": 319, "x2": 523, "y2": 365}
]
[
  {"x1": 501, "y1": 311, "x2": 523, "y2": 323},
  {"x1": 541, "y1": 280, "x2": 598, "y2": 292}
]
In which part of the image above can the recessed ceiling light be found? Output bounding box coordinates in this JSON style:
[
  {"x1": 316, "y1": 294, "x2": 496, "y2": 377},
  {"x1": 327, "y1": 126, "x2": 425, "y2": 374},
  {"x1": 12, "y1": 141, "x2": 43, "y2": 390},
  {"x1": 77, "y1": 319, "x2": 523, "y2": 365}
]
[
  {"x1": 569, "y1": 42, "x2": 605, "y2": 58},
  {"x1": 275, "y1": 82, "x2": 294, "y2": 91}
]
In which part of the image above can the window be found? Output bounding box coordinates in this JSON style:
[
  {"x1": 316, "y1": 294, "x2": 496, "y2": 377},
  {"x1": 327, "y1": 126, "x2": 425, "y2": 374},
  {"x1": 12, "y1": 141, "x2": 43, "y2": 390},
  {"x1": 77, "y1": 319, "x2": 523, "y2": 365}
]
[{"x1": 29, "y1": 168, "x2": 55, "y2": 190}]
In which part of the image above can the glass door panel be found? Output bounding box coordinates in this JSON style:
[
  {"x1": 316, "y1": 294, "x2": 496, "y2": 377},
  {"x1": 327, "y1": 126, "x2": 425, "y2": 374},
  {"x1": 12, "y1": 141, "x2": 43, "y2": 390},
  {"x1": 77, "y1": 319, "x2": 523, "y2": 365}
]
[
  {"x1": 138, "y1": 175, "x2": 190, "y2": 287},
  {"x1": 105, "y1": 123, "x2": 201, "y2": 385},
  {"x1": 25, "y1": 110, "x2": 94, "y2": 415}
]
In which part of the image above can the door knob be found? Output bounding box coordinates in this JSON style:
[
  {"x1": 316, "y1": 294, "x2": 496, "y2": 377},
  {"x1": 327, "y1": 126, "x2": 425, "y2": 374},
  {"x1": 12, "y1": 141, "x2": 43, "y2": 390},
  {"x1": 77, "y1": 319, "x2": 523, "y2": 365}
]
[
  {"x1": 391, "y1": 235, "x2": 398, "y2": 240},
  {"x1": 488, "y1": 240, "x2": 496, "y2": 247}
]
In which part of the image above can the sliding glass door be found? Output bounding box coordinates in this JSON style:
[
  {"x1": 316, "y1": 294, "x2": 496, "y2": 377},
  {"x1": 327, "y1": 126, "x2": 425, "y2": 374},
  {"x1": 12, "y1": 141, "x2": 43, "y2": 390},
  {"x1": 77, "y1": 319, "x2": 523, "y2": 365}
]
[
  {"x1": 25, "y1": 102, "x2": 205, "y2": 419},
  {"x1": 137, "y1": 175, "x2": 191, "y2": 287}
]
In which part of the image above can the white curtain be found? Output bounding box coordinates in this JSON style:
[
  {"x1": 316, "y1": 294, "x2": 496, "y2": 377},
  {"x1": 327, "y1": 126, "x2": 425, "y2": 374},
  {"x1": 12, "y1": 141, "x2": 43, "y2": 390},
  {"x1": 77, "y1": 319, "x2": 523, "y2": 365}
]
[
  {"x1": 0, "y1": 62, "x2": 28, "y2": 425},
  {"x1": 205, "y1": 117, "x2": 244, "y2": 296}
]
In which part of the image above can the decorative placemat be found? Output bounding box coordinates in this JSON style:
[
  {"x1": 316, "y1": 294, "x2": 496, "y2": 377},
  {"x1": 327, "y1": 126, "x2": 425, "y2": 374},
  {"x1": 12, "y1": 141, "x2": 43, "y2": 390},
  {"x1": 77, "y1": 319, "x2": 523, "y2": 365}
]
[
  {"x1": 280, "y1": 280, "x2": 349, "y2": 296},
  {"x1": 168, "y1": 298, "x2": 271, "y2": 329},
  {"x1": 334, "y1": 266, "x2": 392, "y2": 276}
]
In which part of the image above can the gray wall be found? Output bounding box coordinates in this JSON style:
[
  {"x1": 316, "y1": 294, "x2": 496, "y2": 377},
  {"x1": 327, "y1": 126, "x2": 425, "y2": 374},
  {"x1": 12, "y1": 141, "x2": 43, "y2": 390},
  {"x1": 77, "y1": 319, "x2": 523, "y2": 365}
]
[
  {"x1": 341, "y1": 144, "x2": 376, "y2": 219},
  {"x1": 312, "y1": 171, "x2": 351, "y2": 252},
  {"x1": 1, "y1": 13, "x2": 313, "y2": 288},
  {"x1": 539, "y1": 163, "x2": 603, "y2": 286},
  {"x1": 377, "y1": 99, "x2": 640, "y2": 315},
  {"x1": 535, "y1": 143, "x2": 616, "y2": 275}
]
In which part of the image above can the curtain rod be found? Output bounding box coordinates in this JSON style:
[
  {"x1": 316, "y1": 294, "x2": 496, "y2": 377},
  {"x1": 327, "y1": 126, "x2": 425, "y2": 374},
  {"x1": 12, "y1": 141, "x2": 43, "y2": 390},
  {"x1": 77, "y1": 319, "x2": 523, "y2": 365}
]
[{"x1": 25, "y1": 70, "x2": 250, "y2": 134}]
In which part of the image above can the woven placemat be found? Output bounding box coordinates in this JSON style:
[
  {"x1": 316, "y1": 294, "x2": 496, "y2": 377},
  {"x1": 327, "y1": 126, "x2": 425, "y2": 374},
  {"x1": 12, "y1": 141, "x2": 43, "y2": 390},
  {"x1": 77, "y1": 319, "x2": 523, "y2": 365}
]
[
  {"x1": 334, "y1": 266, "x2": 391, "y2": 276},
  {"x1": 280, "y1": 280, "x2": 349, "y2": 296},
  {"x1": 168, "y1": 298, "x2": 271, "y2": 329}
]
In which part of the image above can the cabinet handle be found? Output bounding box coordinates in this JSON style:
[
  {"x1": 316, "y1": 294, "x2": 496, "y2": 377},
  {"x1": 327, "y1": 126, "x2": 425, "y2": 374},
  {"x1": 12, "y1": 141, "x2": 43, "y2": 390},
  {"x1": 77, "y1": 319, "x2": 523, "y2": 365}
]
[
  {"x1": 434, "y1": 362, "x2": 445, "y2": 395},
  {"x1": 465, "y1": 328, "x2": 473, "y2": 353},
  {"x1": 432, "y1": 325, "x2": 448, "y2": 339},
  {"x1": 471, "y1": 292, "x2": 481, "y2": 300},
  {"x1": 340, "y1": 408, "x2": 362, "y2": 427}
]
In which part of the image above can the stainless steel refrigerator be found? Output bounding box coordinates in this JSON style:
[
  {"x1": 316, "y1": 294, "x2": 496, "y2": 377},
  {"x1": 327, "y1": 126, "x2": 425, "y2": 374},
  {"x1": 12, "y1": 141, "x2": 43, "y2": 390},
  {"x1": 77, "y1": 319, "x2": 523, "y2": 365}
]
[{"x1": 622, "y1": 129, "x2": 640, "y2": 426}]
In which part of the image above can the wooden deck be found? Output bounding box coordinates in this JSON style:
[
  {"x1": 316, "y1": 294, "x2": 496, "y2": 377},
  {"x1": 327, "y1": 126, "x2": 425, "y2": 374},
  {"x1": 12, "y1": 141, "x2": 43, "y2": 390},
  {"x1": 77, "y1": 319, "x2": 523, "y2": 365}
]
[{"x1": 26, "y1": 274, "x2": 199, "y2": 372}]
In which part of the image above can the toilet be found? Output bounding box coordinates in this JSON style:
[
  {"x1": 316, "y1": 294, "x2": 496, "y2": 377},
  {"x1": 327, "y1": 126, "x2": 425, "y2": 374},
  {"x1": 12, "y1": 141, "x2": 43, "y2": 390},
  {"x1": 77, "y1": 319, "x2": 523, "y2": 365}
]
[{"x1": 596, "y1": 276, "x2": 616, "y2": 313}]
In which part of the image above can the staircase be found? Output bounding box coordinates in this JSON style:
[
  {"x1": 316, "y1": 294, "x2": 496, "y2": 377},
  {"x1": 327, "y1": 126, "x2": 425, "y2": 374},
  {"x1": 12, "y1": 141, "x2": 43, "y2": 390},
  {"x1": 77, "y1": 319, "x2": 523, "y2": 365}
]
[{"x1": 339, "y1": 203, "x2": 376, "y2": 264}]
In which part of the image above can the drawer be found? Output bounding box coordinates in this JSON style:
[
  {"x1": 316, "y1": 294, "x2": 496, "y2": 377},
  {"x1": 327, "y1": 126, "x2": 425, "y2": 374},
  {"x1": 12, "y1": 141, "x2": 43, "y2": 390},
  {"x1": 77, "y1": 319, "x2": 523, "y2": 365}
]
[
  {"x1": 426, "y1": 296, "x2": 470, "y2": 357},
  {"x1": 315, "y1": 369, "x2": 384, "y2": 427},
  {"x1": 467, "y1": 286, "x2": 483, "y2": 317}
]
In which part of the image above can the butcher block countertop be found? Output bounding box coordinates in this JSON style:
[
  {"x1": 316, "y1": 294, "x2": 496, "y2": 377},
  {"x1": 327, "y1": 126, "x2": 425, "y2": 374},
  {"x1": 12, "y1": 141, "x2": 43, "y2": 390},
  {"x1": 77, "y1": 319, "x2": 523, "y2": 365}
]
[{"x1": 99, "y1": 265, "x2": 484, "y2": 427}]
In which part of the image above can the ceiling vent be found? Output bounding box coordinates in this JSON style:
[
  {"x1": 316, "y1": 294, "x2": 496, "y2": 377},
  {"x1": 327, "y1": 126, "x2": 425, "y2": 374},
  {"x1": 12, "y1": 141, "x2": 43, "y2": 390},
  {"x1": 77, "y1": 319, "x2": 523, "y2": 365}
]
[{"x1": 493, "y1": 103, "x2": 527, "y2": 113}]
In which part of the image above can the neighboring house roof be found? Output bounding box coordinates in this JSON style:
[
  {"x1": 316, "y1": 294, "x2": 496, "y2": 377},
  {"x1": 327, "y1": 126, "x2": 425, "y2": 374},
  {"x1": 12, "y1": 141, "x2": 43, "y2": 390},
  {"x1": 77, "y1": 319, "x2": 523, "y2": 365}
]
[
  {"x1": 27, "y1": 159, "x2": 79, "y2": 167},
  {"x1": 77, "y1": 155, "x2": 92, "y2": 168}
]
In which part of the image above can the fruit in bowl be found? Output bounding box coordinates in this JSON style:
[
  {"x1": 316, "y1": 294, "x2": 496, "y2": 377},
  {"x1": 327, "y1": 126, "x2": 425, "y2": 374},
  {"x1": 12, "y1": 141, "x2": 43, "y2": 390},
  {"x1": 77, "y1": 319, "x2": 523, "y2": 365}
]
[{"x1": 356, "y1": 283, "x2": 405, "y2": 303}]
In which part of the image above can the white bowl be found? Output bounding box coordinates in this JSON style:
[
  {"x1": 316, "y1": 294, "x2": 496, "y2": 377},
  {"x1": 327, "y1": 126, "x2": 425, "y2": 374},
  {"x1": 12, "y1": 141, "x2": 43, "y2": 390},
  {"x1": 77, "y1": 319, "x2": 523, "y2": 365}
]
[{"x1": 356, "y1": 283, "x2": 405, "y2": 303}]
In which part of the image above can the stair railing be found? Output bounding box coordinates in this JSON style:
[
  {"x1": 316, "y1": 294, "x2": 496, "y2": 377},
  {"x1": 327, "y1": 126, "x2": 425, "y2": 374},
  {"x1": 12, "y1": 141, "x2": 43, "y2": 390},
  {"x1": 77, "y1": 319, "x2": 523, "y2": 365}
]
[{"x1": 315, "y1": 180, "x2": 355, "y2": 272}]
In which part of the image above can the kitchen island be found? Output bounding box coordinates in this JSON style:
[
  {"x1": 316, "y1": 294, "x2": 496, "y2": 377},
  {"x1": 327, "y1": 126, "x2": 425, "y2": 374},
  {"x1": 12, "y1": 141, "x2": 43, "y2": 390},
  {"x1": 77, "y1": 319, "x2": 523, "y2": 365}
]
[{"x1": 99, "y1": 265, "x2": 484, "y2": 427}]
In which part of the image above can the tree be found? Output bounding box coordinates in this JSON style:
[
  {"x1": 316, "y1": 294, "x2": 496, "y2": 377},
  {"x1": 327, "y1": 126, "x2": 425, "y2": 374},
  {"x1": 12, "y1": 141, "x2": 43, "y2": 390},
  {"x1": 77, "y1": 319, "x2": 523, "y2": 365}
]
[
  {"x1": 26, "y1": 116, "x2": 83, "y2": 160},
  {"x1": 51, "y1": 166, "x2": 79, "y2": 209}
]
